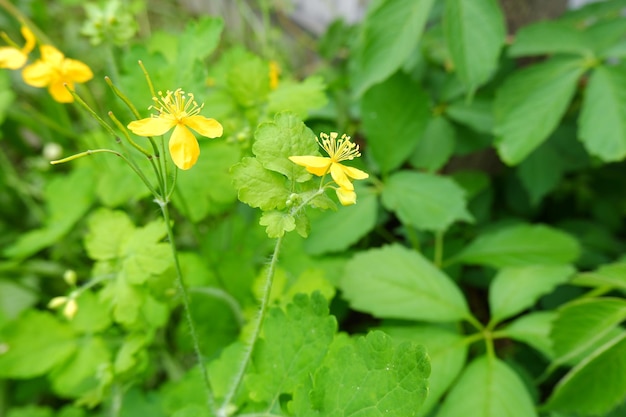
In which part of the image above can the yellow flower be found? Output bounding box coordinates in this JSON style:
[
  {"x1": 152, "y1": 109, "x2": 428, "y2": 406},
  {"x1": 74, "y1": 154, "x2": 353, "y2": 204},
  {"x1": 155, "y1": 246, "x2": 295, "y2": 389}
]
[
  {"x1": 127, "y1": 88, "x2": 223, "y2": 170},
  {"x1": 336, "y1": 187, "x2": 357, "y2": 206},
  {"x1": 0, "y1": 25, "x2": 36, "y2": 69},
  {"x1": 269, "y1": 60, "x2": 280, "y2": 90},
  {"x1": 21, "y1": 45, "x2": 93, "y2": 103}
]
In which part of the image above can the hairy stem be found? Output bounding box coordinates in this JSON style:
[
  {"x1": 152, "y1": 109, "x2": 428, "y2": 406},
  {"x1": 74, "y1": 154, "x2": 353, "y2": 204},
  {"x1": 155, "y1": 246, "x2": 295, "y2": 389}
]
[{"x1": 219, "y1": 236, "x2": 284, "y2": 417}]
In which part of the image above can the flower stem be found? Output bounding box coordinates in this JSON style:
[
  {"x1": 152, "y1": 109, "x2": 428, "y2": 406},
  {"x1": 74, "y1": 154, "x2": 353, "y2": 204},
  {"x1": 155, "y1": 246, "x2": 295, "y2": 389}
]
[
  {"x1": 159, "y1": 201, "x2": 217, "y2": 415},
  {"x1": 219, "y1": 236, "x2": 284, "y2": 417}
]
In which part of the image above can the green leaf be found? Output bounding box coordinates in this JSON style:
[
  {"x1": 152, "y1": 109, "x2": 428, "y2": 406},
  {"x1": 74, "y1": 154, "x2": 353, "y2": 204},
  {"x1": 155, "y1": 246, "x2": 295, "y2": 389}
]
[
  {"x1": 381, "y1": 171, "x2": 472, "y2": 232},
  {"x1": 259, "y1": 210, "x2": 296, "y2": 238},
  {"x1": 546, "y1": 332, "x2": 626, "y2": 416},
  {"x1": 579, "y1": 65, "x2": 626, "y2": 161},
  {"x1": 304, "y1": 186, "x2": 377, "y2": 255},
  {"x1": 247, "y1": 293, "x2": 336, "y2": 406},
  {"x1": 173, "y1": 141, "x2": 240, "y2": 222},
  {"x1": 267, "y1": 76, "x2": 328, "y2": 119},
  {"x1": 437, "y1": 355, "x2": 536, "y2": 417},
  {"x1": 446, "y1": 99, "x2": 494, "y2": 134},
  {"x1": 50, "y1": 336, "x2": 111, "y2": 398},
  {"x1": 360, "y1": 72, "x2": 431, "y2": 172},
  {"x1": 489, "y1": 264, "x2": 575, "y2": 323},
  {"x1": 71, "y1": 291, "x2": 112, "y2": 333},
  {"x1": 84, "y1": 209, "x2": 135, "y2": 261},
  {"x1": 252, "y1": 112, "x2": 320, "y2": 181},
  {"x1": 227, "y1": 52, "x2": 270, "y2": 107},
  {"x1": 6, "y1": 406, "x2": 53, "y2": 417},
  {"x1": 0, "y1": 311, "x2": 75, "y2": 378},
  {"x1": 444, "y1": 0, "x2": 505, "y2": 88},
  {"x1": 341, "y1": 244, "x2": 470, "y2": 322},
  {"x1": 0, "y1": 278, "x2": 38, "y2": 326},
  {"x1": 494, "y1": 57, "x2": 585, "y2": 165},
  {"x1": 509, "y1": 21, "x2": 592, "y2": 57},
  {"x1": 551, "y1": 297, "x2": 626, "y2": 366},
  {"x1": 350, "y1": 0, "x2": 435, "y2": 97},
  {"x1": 453, "y1": 224, "x2": 580, "y2": 268},
  {"x1": 380, "y1": 324, "x2": 468, "y2": 417},
  {"x1": 573, "y1": 261, "x2": 626, "y2": 292},
  {"x1": 409, "y1": 116, "x2": 456, "y2": 172},
  {"x1": 0, "y1": 71, "x2": 15, "y2": 128},
  {"x1": 301, "y1": 331, "x2": 430, "y2": 417},
  {"x1": 501, "y1": 311, "x2": 556, "y2": 358},
  {"x1": 517, "y1": 139, "x2": 567, "y2": 206},
  {"x1": 231, "y1": 157, "x2": 290, "y2": 210}
]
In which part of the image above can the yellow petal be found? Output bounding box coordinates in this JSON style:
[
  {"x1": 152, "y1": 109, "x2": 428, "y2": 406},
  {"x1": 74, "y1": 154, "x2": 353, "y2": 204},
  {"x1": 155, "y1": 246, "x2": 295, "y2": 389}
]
[
  {"x1": 128, "y1": 116, "x2": 175, "y2": 137},
  {"x1": 169, "y1": 125, "x2": 200, "y2": 170},
  {"x1": 20, "y1": 25, "x2": 36, "y2": 54},
  {"x1": 39, "y1": 45, "x2": 64, "y2": 66},
  {"x1": 330, "y1": 162, "x2": 354, "y2": 190},
  {"x1": 185, "y1": 115, "x2": 223, "y2": 138},
  {"x1": 22, "y1": 60, "x2": 53, "y2": 87},
  {"x1": 288, "y1": 155, "x2": 331, "y2": 176},
  {"x1": 342, "y1": 165, "x2": 369, "y2": 180},
  {"x1": 0, "y1": 46, "x2": 27, "y2": 69},
  {"x1": 336, "y1": 187, "x2": 357, "y2": 206},
  {"x1": 63, "y1": 58, "x2": 93, "y2": 83},
  {"x1": 49, "y1": 81, "x2": 74, "y2": 103}
]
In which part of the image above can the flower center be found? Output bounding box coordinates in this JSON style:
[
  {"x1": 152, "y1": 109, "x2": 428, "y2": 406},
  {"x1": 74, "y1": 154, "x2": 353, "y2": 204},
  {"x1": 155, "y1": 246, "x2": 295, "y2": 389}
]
[
  {"x1": 317, "y1": 132, "x2": 361, "y2": 163},
  {"x1": 151, "y1": 88, "x2": 203, "y2": 121}
]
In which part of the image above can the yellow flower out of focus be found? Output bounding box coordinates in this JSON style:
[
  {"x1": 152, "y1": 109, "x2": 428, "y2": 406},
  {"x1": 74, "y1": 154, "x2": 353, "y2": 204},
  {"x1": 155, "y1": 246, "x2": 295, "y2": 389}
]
[
  {"x1": 0, "y1": 25, "x2": 36, "y2": 69},
  {"x1": 269, "y1": 60, "x2": 280, "y2": 90},
  {"x1": 289, "y1": 132, "x2": 369, "y2": 205},
  {"x1": 127, "y1": 88, "x2": 224, "y2": 170},
  {"x1": 21, "y1": 45, "x2": 93, "y2": 103}
]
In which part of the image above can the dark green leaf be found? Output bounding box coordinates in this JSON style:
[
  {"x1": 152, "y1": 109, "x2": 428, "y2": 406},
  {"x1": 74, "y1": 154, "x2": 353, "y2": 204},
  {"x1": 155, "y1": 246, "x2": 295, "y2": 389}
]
[
  {"x1": 409, "y1": 116, "x2": 456, "y2": 172},
  {"x1": 509, "y1": 21, "x2": 592, "y2": 57}
]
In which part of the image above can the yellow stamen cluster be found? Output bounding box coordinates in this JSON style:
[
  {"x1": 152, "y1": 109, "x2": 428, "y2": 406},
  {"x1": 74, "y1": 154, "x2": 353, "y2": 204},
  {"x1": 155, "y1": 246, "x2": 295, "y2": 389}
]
[
  {"x1": 317, "y1": 132, "x2": 361, "y2": 163},
  {"x1": 151, "y1": 88, "x2": 203, "y2": 120}
]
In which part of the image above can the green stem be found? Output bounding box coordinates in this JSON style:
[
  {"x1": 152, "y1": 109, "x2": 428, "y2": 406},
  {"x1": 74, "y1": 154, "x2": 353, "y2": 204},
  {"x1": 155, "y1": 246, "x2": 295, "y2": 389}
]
[
  {"x1": 219, "y1": 236, "x2": 284, "y2": 417},
  {"x1": 159, "y1": 201, "x2": 217, "y2": 415}
]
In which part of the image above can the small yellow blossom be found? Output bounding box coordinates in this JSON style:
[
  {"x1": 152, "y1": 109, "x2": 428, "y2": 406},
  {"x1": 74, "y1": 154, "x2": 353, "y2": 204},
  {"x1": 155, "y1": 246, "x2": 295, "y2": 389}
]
[
  {"x1": 269, "y1": 60, "x2": 280, "y2": 90},
  {"x1": 289, "y1": 132, "x2": 368, "y2": 205},
  {"x1": 127, "y1": 88, "x2": 223, "y2": 170},
  {"x1": 63, "y1": 299, "x2": 78, "y2": 319},
  {"x1": 0, "y1": 25, "x2": 36, "y2": 69},
  {"x1": 21, "y1": 45, "x2": 93, "y2": 103}
]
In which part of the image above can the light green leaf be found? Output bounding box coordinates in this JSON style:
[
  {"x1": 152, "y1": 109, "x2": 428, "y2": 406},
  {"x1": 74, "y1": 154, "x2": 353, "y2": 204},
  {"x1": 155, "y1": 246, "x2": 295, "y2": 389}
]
[
  {"x1": 231, "y1": 157, "x2": 290, "y2": 210},
  {"x1": 84, "y1": 209, "x2": 134, "y2": 261},
  {"x1": 303, "y1": 331, "x2": 430, "y2": 417},
  {"x1": 0, "y1": 311, "x2": 76, "y2": 378},
  {"x1": 0, "y1": 71, "x2": 15, "y2": 128},
  {"x1": 71, "y1": 291, "x2": 112, "y2": 333},
  {"x1": 96, "y1": 152, "x2": 151, "y2": 208},
  {"x1": 259, "y1": 210, "x2": 296, "y2": 238},
  {"x1": 361, "y1": 72, "x2": 431, "y2": 172},
  {"x1": 247, "y1": 293, "x2": 336, "y2": 406},
  {"x1": 173, "y1": 141, "x2": 240, "y2": 221},
  {"x1": 227, "y1": 53, "x2": 270, "y2": 107},
  {"x1": 551, "y1": 297, "x2": 626, "y2": 366},
  {"x1": 446, "y1": 99, "x2": 494, "y2": 134},
  {"x1": 304, "y1": 186, "x2": 377, "y2": 255},
  {"x1": 252, "y1": 112, "x2": 319, "y2": 181},
  {"x1": 546, "y1": 332, "x2": 626, "y2": 416},
  {"x1": 453, "y1": 224, "x2": 580, "y2": 268},
  {"x1": 0, "y1": 278, "x2": 38, "y2": 326},
  {"x1": 444, "y1": 0, "x2": 505, "y2": 88},
  {"x1": 572, "y1": 261, "x2": 626, "y2": 292},
  {"x1": 409, "y1": 116, "x2": 456, "y2": 172},
  {"x1": 579, "y1": 65, "x2": 626, "y2": 161},
  {"x1": 267, "y1": 76, "x2": 328, "y2": 119},
  {"x1": 381, "y1": 171, "x2": 472, "y2": 232},
  {"x1": 50, "y1": 336, "x2": 111, "y2": 398},
  {"x1": 509, "y1": 21, "x2": 592, "y2": 57},
  {"x1": 438, "y1": 355, "x2": 536, "y2": 417},
  {"x1": 501, "y1": 311, "x2": 556, "y2": 359},
  {"x1": 381, "y1": 324, "x2": 468, "y2": 417},
  {"x1": 494, "y1": 57, "x2": 585, "y2": 165},
  {"x1": 341, "y1": 244, "x2": 470, "y2": 322},
  {"x1": 351, "y1": 0, "x2": 435, "y2": 97},
  {"x1": 6, "y1": 406, "x2": 53, "y2": 417},
  {"x1": 489, "y1": 264, "x2": 575, "y2": 323},
  {"x1": 115, "y1": 333, "x2": 149, "y2": 375}
]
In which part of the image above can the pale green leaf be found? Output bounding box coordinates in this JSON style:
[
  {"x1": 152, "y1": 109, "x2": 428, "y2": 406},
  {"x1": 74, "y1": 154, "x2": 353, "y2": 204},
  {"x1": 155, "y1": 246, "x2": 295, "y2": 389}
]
[
  {"x1": 489, "y1": 264, "x2": 575, "y2": 323},
  {"x1": 84, "y1": 209, "x2": 134, "y2": 261},
  {"x1": 227, "y1": 53, "x2": 270, "y2": 107},
  {"x1": 71, "y1": 291, "x2": 112, "y2": 333},
  {"x1": 509, "y1": 21, "x2": 592, "y2": 57},
  {"x1": 444, "y1": 0, "x2": 505, "y2": 88},
  {"x1": 579, "y1": 65, "x2": 626, "y2": 161},
  {"x1": 438, "y1": 355, "x2": 536, "y2": 417},
  {"x1": 381, "y1": 171, "x2": 473, "y2": 232},
  {"x1": 259, "y1": 210, "x2": 296, "y2": 238},
  {"x1": 501, "y1": 311, "x2": 556, "y2": 359},
  {"x1": 409, "y1": 116, "x2": 456, "y2": 172},
  {"x1": 0, "y1": 311, "x2": 76, "y2": 378},
  {"x1": 267, "y1": 76, "x2": 328, "y2": 118},
  {"x1": 361, "y1": 72, "x2": 431, "y2": 172},
  {"x1": 252, "y1": 112, "x2": 319, "y2": 181},
  {"x1": 341, "y1": 244, "x2": 470, "y2": 322},
  {"x1": 304, "y1": 186, "x2": 377, "y2": 255},
  {"x1": 231, "y1": 157, "x2": 290, "y2": 210},
  {"x1": 453, "y1": 224, "x2": 580, "y2": 268},
  {"x1": 494, "y1": 57, "x2": 585, "y2": 165},
  {"x1": 350, "y1": 0, "x2": 435, "y2": 97},
  {"x1": 546, "y1": 332, "x2": 626, "y2": 416},
  {"x1": 551, "y1": 297, "x2": 626, "y2": 366}
]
